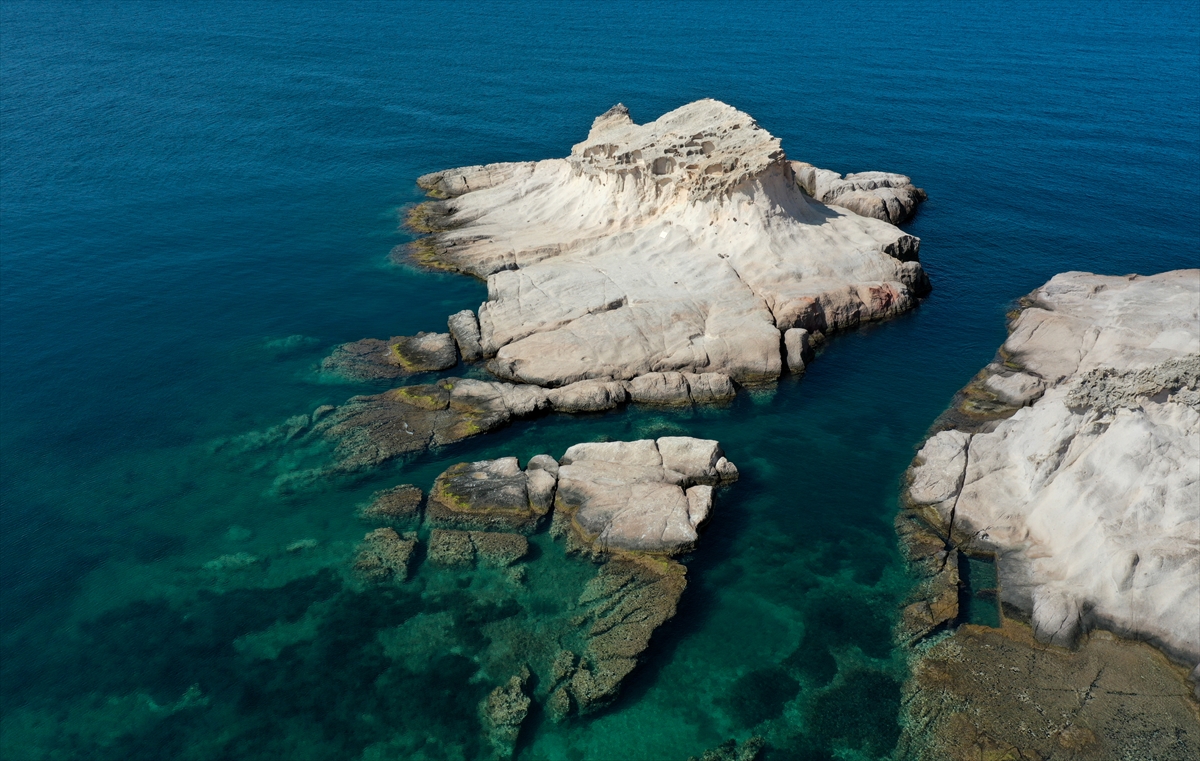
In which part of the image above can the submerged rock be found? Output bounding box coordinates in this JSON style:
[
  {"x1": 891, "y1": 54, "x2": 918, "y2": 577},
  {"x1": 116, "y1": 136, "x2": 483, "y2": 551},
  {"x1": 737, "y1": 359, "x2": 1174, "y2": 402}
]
[
  {"x1": 407, "y1": 99, "x2": 929, "y2": 388},
  {"x1": 427, "y1": 529, "x2": 529, "y2": 568},
  {"x1": 482, "y1": 667, "x2": 532, "y2": 760},
  {"x1": 550, "y1": 557, "x2": 688, "y2": 717},
  {"x1": 353, "y1": 528, "x2": 417, "y2": 583},
  {"x1": 357, "y1": 484, "x2": 423, "y2": 525},
  {"x1": 906, "y1": 270, "x2": 1200, "y2": 666},
  {"x1": 898, "y1": 621, "x2": 1200, "y2": 760},
  {"x1": 685, "y1": 737, "x2": 766, "y2": 761}
]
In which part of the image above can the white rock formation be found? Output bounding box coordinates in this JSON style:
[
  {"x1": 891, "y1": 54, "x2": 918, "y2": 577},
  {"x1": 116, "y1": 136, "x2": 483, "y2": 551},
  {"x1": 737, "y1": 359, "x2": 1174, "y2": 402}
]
[
  {"x1": 556, "y1": 436, "x2": 738, "y2": 554},
  {"x1": 908, "y1": 270, "x2": 1200, "y2": 667},
  {"x1": 792, "y1": 162, "x2": 926, "y2": 225},
  {"x1": 413, "y1": 99, "x2": 928, "y2": 387}
]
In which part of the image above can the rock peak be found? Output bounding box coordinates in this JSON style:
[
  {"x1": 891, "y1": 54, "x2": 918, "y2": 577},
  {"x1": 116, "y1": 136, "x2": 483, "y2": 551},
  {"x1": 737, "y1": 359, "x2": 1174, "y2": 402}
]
[{"x1": 570, "y1": 99, "x2": 783, "y2": 200}]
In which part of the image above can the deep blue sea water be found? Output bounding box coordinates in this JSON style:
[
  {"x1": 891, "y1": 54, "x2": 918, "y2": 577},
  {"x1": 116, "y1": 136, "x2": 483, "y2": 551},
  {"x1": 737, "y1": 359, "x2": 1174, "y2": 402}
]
[{"x1": 1, "y1": 2, "x2": 1197, "y2": 759}]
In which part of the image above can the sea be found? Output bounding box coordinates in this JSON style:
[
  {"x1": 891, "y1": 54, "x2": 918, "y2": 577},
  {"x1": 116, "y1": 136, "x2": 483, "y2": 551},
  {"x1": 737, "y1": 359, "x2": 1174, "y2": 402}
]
[{"x1": 1, "y1": 2, "x2": 1197, "y2": 759}]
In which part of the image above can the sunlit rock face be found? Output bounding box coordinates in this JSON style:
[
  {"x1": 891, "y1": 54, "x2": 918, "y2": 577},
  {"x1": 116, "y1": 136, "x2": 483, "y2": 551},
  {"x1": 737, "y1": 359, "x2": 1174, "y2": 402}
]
[
  {"x1": 906, "y1": 270, "x2": 1200, "y2": 669},
  {"x1": 411, "y1": 99, "x2": 928, "y2": 387}
]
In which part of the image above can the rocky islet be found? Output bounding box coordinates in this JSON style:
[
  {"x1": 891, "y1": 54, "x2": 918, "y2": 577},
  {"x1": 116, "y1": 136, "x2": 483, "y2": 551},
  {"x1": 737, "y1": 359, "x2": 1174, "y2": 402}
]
[{"x1": 348, "y1": 437, "x2": 738, "y2": 752}]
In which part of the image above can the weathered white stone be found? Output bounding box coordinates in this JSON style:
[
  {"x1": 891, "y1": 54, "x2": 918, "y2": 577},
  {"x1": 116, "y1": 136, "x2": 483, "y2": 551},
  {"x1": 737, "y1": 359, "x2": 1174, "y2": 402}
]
[
  {"x1": 907, "y1": 270, "x2": 1200, "y2": 667},
  {"x1": 783, "y1": 328, "x2": 812, "y2": 373},
  {"x1": 793, "y1": 162, "x2": 927, "y2": 225},
  {"x1": 447, "y1": 309, "x2": 483, "y2": 361},
  {"x1": 982, "y1": 370, "x2": 1046, "y2": 407},
  {"x1": 546, "y1": 379, "x2": 628, "y2": 413},
  {"x1": 628, "y1": 372, "x2": 691, "y2": 405},
  {"x1": 556, "y1": 437, "x2": 736, "y2": 554},
  {"x1": 414, "y1": 100, "x2": 929, "y2": 387},
  {"x1": 682, "y1": 373, "x2": 736, "y2": 403}
]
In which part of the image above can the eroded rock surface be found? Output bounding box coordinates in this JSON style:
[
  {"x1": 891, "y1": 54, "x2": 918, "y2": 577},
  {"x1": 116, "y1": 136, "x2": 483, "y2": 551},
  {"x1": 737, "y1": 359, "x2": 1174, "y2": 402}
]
[
  {"x1": 556, "y1": 437, "x2": 738, "y2": 554},
  {"x1": 481, "y1": 666, "x2": 531, "y2": 760},
  {"x1": 408, "y1": 99, "x2": 928, "y2": 387},
  {"x1": 793, "y1": 161, "x2": 927, "y2": 225},
  {"x1": 903, "y1": 270, "x2": 1200, "y2": 679}
]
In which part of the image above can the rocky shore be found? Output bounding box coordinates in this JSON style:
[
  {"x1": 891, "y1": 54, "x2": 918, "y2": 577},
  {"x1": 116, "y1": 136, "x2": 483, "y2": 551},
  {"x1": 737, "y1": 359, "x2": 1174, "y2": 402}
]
[{"x1": 897, "y1": 270, "x2": 1200, "y2": 758}]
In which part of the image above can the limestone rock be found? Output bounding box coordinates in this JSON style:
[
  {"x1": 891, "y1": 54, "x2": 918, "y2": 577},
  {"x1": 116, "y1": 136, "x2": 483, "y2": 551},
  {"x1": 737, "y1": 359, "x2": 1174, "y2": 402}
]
[
  {"x1": 408, "y1": 99, "x2": 930, "y2": 388},
  {"x1": 546, "y1": 379, "x2": 628, "y2": 413},
  {"x1": 448, "y1": 309, "x2": 483, "y2": 362},
  {"x1": 793, "y1": 161, "x2": 927, "y2": 225},
  {"x1": 357, "y1": 484, "x2": 423, "y2": 525},
  {"x1": 353, "y1": 528, "x2": 417, "y2": 583},
  {"x1": 783, "y1": 327, "x2": 813, "y2": 374},
  {"x1": 905, "y1": 270, "x2": 1200, "y2": 667},
  {"x1": 686, "y1": 737, "x2": 766, "y2": 761},
  {"x1": 311, "y1": 378, "x2": 549, "y2": 472},
  {"x1": 427, "y1": 457, "x2": 553, "y2": 533},
  {"x1": 682, "y1": 372, "x2": 736, "y2": 403},
  {"x1": 556, "y1": 437, "x2": 737, "y2": 554}
]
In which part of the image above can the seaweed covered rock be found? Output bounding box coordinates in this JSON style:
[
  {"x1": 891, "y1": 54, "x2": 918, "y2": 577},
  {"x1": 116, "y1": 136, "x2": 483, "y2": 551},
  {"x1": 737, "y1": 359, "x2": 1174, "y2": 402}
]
[
  {"x1": 427, "y1": 457, "x2": 552, "y2": 533},
  {"x1": 408, "y1": 99, "x2": 929, "y2": 388},
  {"x1": 482, "y1": 666, "x2": 531, "y2": 760},
  {"x1": 321, "y1": 332, "x2": 458, "y2": 381},
  {"x1": 357, "y1": 484, "x2": 423, "y2": 525},
  {"x1": 555, "y1": 437, "x2": 738, "y2": 554},
  {"x1": 353, "y1": 528, "x2": 418, "y2": 583},
  {"x1": 427, "y1": 529, "x2": 529, "y2": 568},
  {"x1": 685, "y1": 737, "x2": 766, "y2": 761},
  {"x1": 547, "y1": 557, "x2": 688, "y2": 717},
  {"x1": 311, "y1": 378, "x2": 548, "y2": 472}
]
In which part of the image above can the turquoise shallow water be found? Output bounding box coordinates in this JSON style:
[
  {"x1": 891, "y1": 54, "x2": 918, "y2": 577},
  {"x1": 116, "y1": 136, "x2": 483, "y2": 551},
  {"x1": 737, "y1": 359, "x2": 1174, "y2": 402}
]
[{"x1": 1, "y1": 1, "x2": 1197, "y2": 759}]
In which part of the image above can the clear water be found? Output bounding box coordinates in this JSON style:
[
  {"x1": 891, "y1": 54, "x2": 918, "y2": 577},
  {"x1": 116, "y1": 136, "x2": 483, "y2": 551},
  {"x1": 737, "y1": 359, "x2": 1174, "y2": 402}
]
[{"x1": 1, "y1": 1, "x2": 1197, "y2": 759}]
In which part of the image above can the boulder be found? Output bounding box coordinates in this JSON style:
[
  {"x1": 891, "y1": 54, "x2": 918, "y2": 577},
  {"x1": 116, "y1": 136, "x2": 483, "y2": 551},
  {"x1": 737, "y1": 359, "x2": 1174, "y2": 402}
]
[
  {"x1": 792, "y1": 162, "x2": 927, "y2": 225},
  {"x1": 447, "y1": 309, "x2": 483, "y2": 361},
  {"x1": 481, "y1": 667, "x2": 531, "y2": 760},
  {"x1": 556, "y1": 437, "x2": 737, "y2": 554},
  {"x1": 321, "y1": 332, "x2": 458, "y2": 381},
  {"x1": 426, "y1": 457, "x2": 553, "y2": 533}
]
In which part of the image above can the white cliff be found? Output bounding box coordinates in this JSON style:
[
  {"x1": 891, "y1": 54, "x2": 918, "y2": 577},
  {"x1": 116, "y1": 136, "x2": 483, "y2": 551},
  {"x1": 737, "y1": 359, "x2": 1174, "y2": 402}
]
[
  {"x1": 907, "y1": 270, "x2": 1200, "y2": 669},
  {"x1": 410, "y1": 99, "x2": 928, "y2": 387}
]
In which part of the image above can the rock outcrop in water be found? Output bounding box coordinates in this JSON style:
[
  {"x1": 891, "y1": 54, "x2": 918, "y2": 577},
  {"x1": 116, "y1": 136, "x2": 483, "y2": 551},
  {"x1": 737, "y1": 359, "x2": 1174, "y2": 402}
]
[
  {"x1": 898, "y1": 270, "x2": 1200, "y2": 756},
  {"x1": 412, "y1": 438, "x2": 736, "y2": 721},
  {"x1": 406, "y1": 99, "x2": 928, "y2": 387}
]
